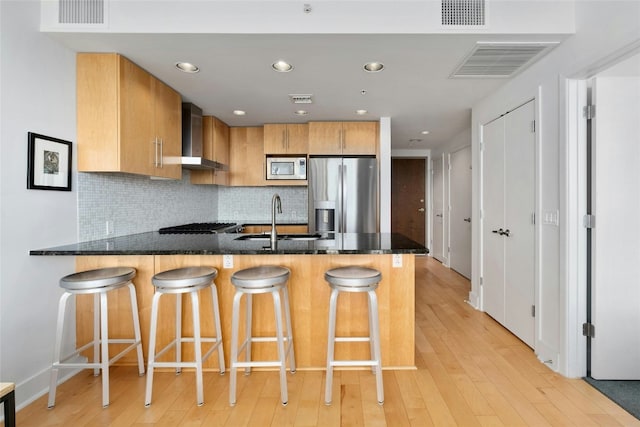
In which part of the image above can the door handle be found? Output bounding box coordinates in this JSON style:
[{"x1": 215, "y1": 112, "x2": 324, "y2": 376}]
[
  {"x1": 502, "y1": 229, "x2": 510, "y2": 237},
  {"x1": 436, "y1": 213, "x2": 443, "y2": 217},
  {"x1": 464, "y1": 217, "x2": 471, "y2": 222},
  {"x1": 418, "y1": 208, "x2": 425, "y2": 212},
  {"x1": 492, "y1": 228, "x2": 503, "y2": 234}
]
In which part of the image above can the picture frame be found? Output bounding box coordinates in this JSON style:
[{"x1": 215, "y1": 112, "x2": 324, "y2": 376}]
[{"x1": 27, "y1": 132, "x2": 72, "y2": 191}]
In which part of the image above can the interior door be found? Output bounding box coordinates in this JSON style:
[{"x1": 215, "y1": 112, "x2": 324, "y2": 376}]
[
  {"x1": 392, "y1": 159, "x2": 426, "y2": 245},
  {"x1": 432, "y1": 156, "x2": 445, "y2": 262},
  {"x1": 481, "y1": 118, "x2": 506, "y2": 322},
  {"x1": 590, "y1": 68, "x2": 640, "y2": 379},
  {"x1": 504, "y1": 100, "x2": 536, "y2": 348},
  {"x1": 449, "y1": 146, "x2": 472, "y2": 278}
]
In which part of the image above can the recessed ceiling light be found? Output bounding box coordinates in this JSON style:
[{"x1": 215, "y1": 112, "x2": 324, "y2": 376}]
[
  {"x1": 175, "y1": 62, "x2": 199, "y2": 73},
  {"x1": 233, "y1": 110, "x2": 246, "y2": 116},
  {"x1": 272, "y1": 60, "x2": 293, "y2": 72},
  {"x1": 421, "y1": 130, "x2": 430, "y2": 135},
  {"x1": 363, "y1": 62, "x2": 384, "y2": 72},
  {"x1": 356, "y1": 109, "x2": 368, "y2": 115},
  {"x1": 294, "y1": 110, "x2": 309, "y2": 116}
]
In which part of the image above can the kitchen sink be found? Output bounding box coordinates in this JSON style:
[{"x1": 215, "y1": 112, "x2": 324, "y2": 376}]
[{"x1": 234, "y1": 233, "x2": 322, "y2": 241}]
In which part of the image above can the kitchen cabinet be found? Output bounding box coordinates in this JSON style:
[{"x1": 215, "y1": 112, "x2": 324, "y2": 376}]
[
  {"x1": 190, "y1": 116, "x2": 230, "y2": 185},
  {"x1": 308, "y1": 121, "x2": 378, "y2": 155},
  {"x1": 229, "y1": 127, "x2": 266, "y2": 186},
  {"x1": 263, "y1": 123, "x2": 308, "y2": 154},
  {"x1": 242, "y1": 224, "x2": 308, "y2": 234},
  {"x1": 77, "y1": 53, "x2": 181, "y2": 179}
]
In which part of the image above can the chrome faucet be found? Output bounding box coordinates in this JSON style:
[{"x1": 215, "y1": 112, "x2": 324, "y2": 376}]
[{"x1": 271, "y1": 193, "x2": 282, "y2": 247}]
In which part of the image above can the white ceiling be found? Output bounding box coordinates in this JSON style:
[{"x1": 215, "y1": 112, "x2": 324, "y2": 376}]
[{"x1": 49, "y1": 32, "x2": 567, "y2": 150}]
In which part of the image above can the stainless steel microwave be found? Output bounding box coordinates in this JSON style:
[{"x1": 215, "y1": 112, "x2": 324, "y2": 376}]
[{"x1": 266, "y1": 157, "x2": 307, "y2": 180}]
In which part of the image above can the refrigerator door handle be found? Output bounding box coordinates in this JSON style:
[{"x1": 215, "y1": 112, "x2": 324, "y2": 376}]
[{"x1": 341, "y1": 163, "x2": 347, "y2": 233}]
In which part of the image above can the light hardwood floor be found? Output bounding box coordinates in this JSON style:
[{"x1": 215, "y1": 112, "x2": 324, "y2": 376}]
[{"x1": 12, "y1": 257, "x2": 640, "y2": 426}]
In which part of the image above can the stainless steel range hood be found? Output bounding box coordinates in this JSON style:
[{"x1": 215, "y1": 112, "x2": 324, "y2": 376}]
[{"x1": 181, "y1": 103, "x2": 228, "y2": 170}]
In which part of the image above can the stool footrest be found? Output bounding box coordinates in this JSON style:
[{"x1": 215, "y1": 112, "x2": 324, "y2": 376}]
[
  {"x1": 329, "y1": 360, "x2": 378, "y2": 367},
  {"x1": 55, "y1": 339, "x2": 142, "y2": 367},
  {"x1": 232, "y1": 361, "x2": 293, "y2": 369},
  {"x1": 153, "y1": 337, "x2": 222, "y2": 364},
  {"x1": 334, "y1": 337, "x2": 371, "y2": 343}
]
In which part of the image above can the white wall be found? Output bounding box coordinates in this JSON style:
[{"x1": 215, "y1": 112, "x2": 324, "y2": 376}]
[
  {"x1": 0, "y1": 1, "x2": 78, "y2": 408},
  {"x1": 470, "y1": 0, "x2": 640, "y2": 376}
]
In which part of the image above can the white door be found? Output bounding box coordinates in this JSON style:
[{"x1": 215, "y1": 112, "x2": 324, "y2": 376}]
[
  {"x1": 590, "y1": 66, "x2": 640, "y2": 379},
  {"x1": 450, "y1": 146, "x2": 472, "y2": 278},
  {"x1": 482, "y1": 118, "x2": 506, "y2": 322},
  {"x1": 481, "y1": 100, "x2": 536, "y2": 348},
  {"x1": 432, "y1": 156, "x2": 445, "y2": 262},
  {"x1": 504, "y1": 100, "x2": 536, "y2": 348}
]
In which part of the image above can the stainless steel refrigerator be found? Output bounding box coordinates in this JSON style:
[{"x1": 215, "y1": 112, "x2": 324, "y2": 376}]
[{"x1": 308, "y1": 156, "x2": 377, "y2": 233}]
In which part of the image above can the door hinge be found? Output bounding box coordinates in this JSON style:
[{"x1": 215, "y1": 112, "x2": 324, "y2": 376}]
[
  {"x1": 532, "y1": 213, "x2": 536, "y2": 225},
  {"x1": 583, "y1": 105, "x2": 596, "y2": 120},
  {"x1": 480, "y1": 277, "x2": 483, "y2": 286},
  {"x1": 531, "y1": 120, "x2": 536, "y2": 133},
  {"x1": 583, "y1": 322, "x2": 595, "y2": 338},
  {"x1": 583, "y1": 214, "x2": 596, "y2": 229},
  {"x1": 531, "y1": 305, "x2": 535, "y2": 317}
]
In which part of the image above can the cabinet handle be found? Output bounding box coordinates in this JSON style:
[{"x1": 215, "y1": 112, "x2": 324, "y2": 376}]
[
  {"x1": 153, "y1": 137, "x2": 159, "y2": 167},
  {"x1": 159, "y1": 138, "x2": 163, "y2": 168},
  {"x1": 282, "y1": 129, "x2": 286, "y2": 150},
  {"x1": 418, "y1": 208, "x2": 425, "y2": 212}
]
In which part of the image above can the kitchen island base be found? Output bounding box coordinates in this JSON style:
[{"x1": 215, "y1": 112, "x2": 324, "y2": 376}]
[{"x1": 75, "y1": 254, "x2": 416, "y2": 370}]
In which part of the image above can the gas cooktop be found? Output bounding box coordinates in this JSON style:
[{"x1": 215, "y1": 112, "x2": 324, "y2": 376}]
[{"x1": 158, "y1": 222, "x2": 242, "y2": 234}]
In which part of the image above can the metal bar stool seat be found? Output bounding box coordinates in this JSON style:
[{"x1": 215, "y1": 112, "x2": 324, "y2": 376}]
[
  {"x1": 324, "y1": 266, "x2": 384, "y2": 405},
  {"x1": 145, "y1": 266, "x2": 225, "y2": 407},
  {"x1": 229, "y1": 265, "x2": 296, "y2": 406},
  {"x1": 48, "y1": 267, "x2": 145, "y2": 408}
]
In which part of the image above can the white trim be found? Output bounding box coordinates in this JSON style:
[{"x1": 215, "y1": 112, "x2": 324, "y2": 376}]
[{"x1": 379, "y1": 117, "x2": 391, "y2": 233}]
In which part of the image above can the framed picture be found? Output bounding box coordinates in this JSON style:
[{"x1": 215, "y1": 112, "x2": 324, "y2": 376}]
[{"x1": 27, "y1": 132, "x2": 72, "y2": 191}]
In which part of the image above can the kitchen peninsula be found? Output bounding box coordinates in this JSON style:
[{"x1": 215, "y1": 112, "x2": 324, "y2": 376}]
[{"x1": 31, "y1": 232, "x2": 426, "y2": 370}]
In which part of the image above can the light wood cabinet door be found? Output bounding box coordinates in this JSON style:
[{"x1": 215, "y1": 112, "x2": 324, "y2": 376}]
[
  {"x1": 308, "y1": 121, "x2": 377, "y2": 155},
  {"x1": 191, "y1": 116, "x2": 230, "y2": 185},
  {"x1": 308, "y1": 122, "x2": 343, "y2": 154},
  {"x1": 342, "y1": 121, "x2": 378, "y2": 155},
  {"x1": 229, "y1": 126, "x2": 265, "y2": 186},
  {"x1": 152, "y1": 77, "x2": 182, "y2": 179},
  {"x1": 77, "y1": 53, "x2": 181, "y2": 179},
  {"x1": 264, "y1": 123, "x2": 308, "y2": 154}
]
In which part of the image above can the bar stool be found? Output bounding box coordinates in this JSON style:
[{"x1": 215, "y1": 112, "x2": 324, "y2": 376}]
[
  {"x1": 145, "y1": 266, "x2": 225, "y2": 407},
  {"x1": 48, "y1": 267, "x2": 145, "y2": 408},
  {"x1": 229, "y1": 266, "x2": 296, "y2": 406},
  {"x1": 324, "y1": 266, "x2": 384, "y2": 405}
]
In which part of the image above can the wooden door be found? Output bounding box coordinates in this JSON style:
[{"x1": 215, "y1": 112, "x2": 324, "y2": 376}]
[
  {"x1": 229, "y1": 127, "x2": 265, "y2": 186},
  {"x1": 590, "y1": 72, "x2": 640, "y2": 379},
  {"x1": 308, "y1": 122, "x2": 342, "y2": 154},
  {"x1": 263, "y1": 124, "x2": 287, "y2": 154},
  {"x1": 285, "y1": 124, "x2": 309, "y2": 154},
  {"x1": 119, "y1": 56, "x2": 154, "y2": 176},
  {"x1": 432, "y1": 156, "x2": 445, "y2": 262},
  {"x1": 449, "y1": 146, "x2": 472, "y2": 278},
  {"x1": 342, "y1": 122, "x2": 378, "y2": 155},
  {"x1": 152, "y1": 77, "x2": 181, "y2": 179},
  {"x1": 391, "y1": 159, "x2": 426, "y2": 245}
]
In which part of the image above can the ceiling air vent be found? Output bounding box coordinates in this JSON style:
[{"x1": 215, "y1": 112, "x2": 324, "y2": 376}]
[
  {"x1": 59, "y1": 0, "x2": 105, "y2": 24},
  {"x1": 451, "y1": 42, "x2": 559, "y2": 78},
  {"x1": 289, "y1": 94, "x2": 313, "y2": 104},
  {"x1": 441, "y1": 0, "x2": 485, "y2": 27}
]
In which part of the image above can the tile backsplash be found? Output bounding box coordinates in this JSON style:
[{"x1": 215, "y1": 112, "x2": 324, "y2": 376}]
[
  {"x1": 78, "y1": 171, "x2": 217, "y2": 240},
  {"x1": 217, "y1": 186, "x2": 308, "y2": 224},
  {"x1": 78, "y1": 171, "x2": 308, "y2": 240}
]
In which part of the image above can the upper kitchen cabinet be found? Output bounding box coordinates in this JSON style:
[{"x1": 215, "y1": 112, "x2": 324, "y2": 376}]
[
  {"x1": 308, "y1": 121, "x2": 378, "y2": 155},
  {"x1": 263, "y1": 123, "x2": 308, "y2": 155},
  {"x1": 229, "y1": 127, "x2": 266, "y2": 186},
  {"x1": 190, "y1": 116, "x2": 230, "y2": 185},
  {"x1": 77, "y1": 53, "x2": 181, "y2": 179}
]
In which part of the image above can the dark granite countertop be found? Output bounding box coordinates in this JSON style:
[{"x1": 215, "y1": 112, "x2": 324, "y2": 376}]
[{"x1": 30, "y1": 232, "x2": 428, "y2": 256}]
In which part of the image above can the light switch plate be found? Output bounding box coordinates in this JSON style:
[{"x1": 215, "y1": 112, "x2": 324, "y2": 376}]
[
  {"x1": 223, "y1": 254, "x2": 234, "y2": 269},
  {"x1": 392, "y1": 254, "x2": 402, "y2": 268}
]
